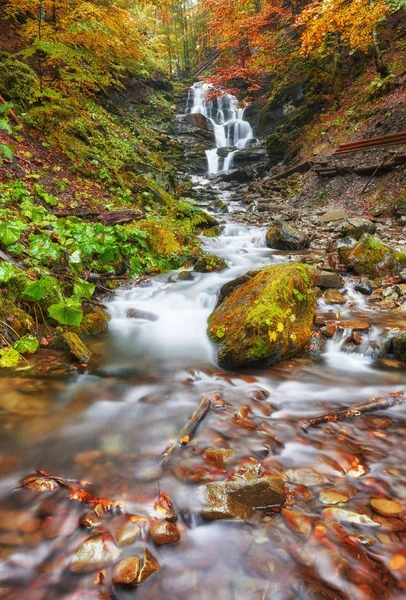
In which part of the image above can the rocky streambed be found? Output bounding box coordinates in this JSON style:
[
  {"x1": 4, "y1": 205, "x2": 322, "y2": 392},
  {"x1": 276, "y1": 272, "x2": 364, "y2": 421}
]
[{"x1": 0, "y1": 89, "x2": 405, "y2": 599}]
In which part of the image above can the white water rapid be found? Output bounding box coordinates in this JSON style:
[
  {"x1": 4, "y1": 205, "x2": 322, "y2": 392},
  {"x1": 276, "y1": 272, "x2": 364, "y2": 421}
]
[{"x1": 186, "y1": 82, "x2": 255, "y2": 174}]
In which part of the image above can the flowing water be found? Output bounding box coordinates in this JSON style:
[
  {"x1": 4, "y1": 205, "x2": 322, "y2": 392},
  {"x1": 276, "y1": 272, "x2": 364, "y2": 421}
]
[
  {"x1": 0, "y1": 88, "x2": 405, "y2": 599},
  {"x1": 186, "y1": 82, "x2": 255, "y2": 174}
]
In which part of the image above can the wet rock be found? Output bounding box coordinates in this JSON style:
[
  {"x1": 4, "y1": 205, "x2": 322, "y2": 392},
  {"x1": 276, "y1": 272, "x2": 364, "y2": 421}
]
[
  {"x1": 218, "y1": 275, "x2": 252, "y2": 304},
  {"x1": 208, "y1": 199, "x2": 228, "y2": 214},
  {"x1": 126, "y1": 309, "x2": 158, "y2": 321},
  {"x1": 233, "y1": 147, "x2": 268, "y2": 165},
  {"x1": 282, "y1": 508, "x2": 313, "y2": 536},
  {"x1": 399, "y1": 268, "x2": 406, "y2": 283},
  {"x1": 59, "y1": 332, "x2": 91, "y2": 363},
  {"x1": 336, "y1": 319, "x2": 370, "y2": 332},
  {"x1": 177, "y1": 271, "x2": 195, "y2": 281},
  {"x1": 336, "y1": 237, "x2": 357, "y2": 262},
  {"x1": 71, "y1": 534, "x2": 122, "y2": 573},
  {"x1": 213, "y1": 168, "x2": 253, "y2": 184},
  {"x1": 110, "y1": 516, "x2": 141, "y2": 546},
  {"x1": 319, "y1": 488, "x2": 350, "y2": 505},
  {"x1": 208, "y1": 263, "x2": 315, "y2": 368},
  {"x1": 322, "y1": 508, "x2": 379, "y2": 527},
  {"x1": 340, "y1": 218, "x2": 376, "y2": 240},
  {"x1": 320, "y1": 324, "x2": 336, "y2": 338},
  {"x1": 22, "y1": 477, "x2": 59, "y2": 492},
  {"x1": 319, "y1": 209, "x2": 348, "y2": 223},
  {"x1": 201, "y1": 476, "x2": 285, "y2": 520},
  {"x1": 323, "y1": 289, "x2": 346, "y2": 305},
  {"x1": 203, "y1": 447, "x2": 235, "y2": 470},
  {"x1": 266, "y1": 222, "x2": 310, "y2": 251},
  {"x1": 354, "y1": 277, "x2": 373, "y2": 295},
  {"x1": 313, "y1": 270, "x2": 344, "y2": 289},
  {"x1": 305, "y1": 331, "x2": 326, "y2": 357},
  {"x1": 197, "y1": 212, "x2": 219, "y2": 229},
  {"x1": 150, "y1": 520, "x2": 180, "y2": 545},
  {"x1": 390, "y1": 331, "x2": 406, "y2": 362},
  {"x1": 79, "y1": 306, "x2": 110, "y2": 336},
  {"x1": 370, "y1": 498, "x2": 403, "y2": 517},
  {"x1": 183, "y1": 112, "x2": 211, "y2": 131},
  {"x1": 136, "y1": 547, "x2": 161, "y2": 584},
  {"x1": 344, "y1": 234, "x2": 406, "y2": 278},
  {"x1": 194, "y1": 255, "x2": 228, "y2": 273},
  {"x1": 112, "y1": 556, "x2": 140, "y2": 586},
  {"x1": 79, "y1": 511, "x2": 102, "y2": 529},
  {"x1": 287, "y1": 468, "x2": 325, "y2": 486}
]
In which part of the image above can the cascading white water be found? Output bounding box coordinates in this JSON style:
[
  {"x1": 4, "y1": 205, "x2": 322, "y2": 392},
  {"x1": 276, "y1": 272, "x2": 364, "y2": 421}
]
[{"x1": 186, "y1": 82, "x2": 255, "y2": 175}]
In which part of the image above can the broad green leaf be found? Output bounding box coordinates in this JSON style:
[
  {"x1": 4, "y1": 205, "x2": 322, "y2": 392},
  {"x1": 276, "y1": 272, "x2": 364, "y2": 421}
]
[
  {"x1": 73, "y1": 278, "x2": 95, "y2": 299},
  {"x1": 0, "y1": 222, "x2": 26, "y2": 246},
  {"x1": 48, "y1": 303, "x2": 83, "y2": 326},
  {"x1": 14, "y1": 335, "x2": 39, "y2": 354},
  {"x1": 0, "y1": 262, "x2": 21, "y2": 283},
  {"x1": 0, "y1": 143, "x2": 13, "y2": 160},
  {"x1": 23, "y1": 276, "x2": 58, "y2": 300},
  {"x1": 69, "y1": 250, "x2": 82, "y2": 264},
  {"x1": 0, "y1": 347, "x2": 21, "y2": 368}
]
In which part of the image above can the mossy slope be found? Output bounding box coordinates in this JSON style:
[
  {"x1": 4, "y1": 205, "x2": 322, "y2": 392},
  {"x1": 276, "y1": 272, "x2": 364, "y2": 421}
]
[{"x1": 208, "y1": 262, "x2": 315, "y2": 368}]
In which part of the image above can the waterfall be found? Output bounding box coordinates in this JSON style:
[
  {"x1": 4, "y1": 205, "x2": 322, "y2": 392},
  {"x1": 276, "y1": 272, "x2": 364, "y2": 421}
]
[{"x1": 186, "y1": 82, "x2": 255, "y2": 175}]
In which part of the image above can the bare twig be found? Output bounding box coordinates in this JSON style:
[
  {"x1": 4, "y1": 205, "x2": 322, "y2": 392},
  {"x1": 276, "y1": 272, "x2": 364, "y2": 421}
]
[
  {"x1": 161, "y1": 394, "x2": 213, "y2": 465},
  {"x1": 300, "y1": 392, "x2": 406, "y2": 430}
]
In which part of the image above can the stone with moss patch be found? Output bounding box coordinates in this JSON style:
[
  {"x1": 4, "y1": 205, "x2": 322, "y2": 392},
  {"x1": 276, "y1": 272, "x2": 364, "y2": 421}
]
[
  {"x1": 78, "y1": 307, "x2": 110, "y2": 337},
  {"x1": 345, "y1": 234, "x2": 406, "y2": 278},
  {"x1": 194, "y1": 255, "x2": 228, "y2": 273},
  {"x1": 61, "y1": 332, "x2": 92, "y2": 364},
  {"x1": 207, "y1": 262, "x2": 315, "y2": 368},
  {"x1": 266, "y1": 222, "x2": 310, "y2": 251}
]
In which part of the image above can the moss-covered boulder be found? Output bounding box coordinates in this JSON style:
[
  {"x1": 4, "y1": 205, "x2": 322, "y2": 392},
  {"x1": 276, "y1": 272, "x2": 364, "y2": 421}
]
[
  {"x1": 194, "y1": 255, "x2": 228, "y2": 273},
  {"x1": 78, "y1": 307, "x2": 110, "y2": 337},
  {"x1": 266, "y1": 222, "x2": 310, "y2": 251},
  {"x1": 344, "y1": 234, "x2": 406, "y2": 278},
  {"x1": 0, "y1": 299, "x2": 34, "y2": 343},
  {"x1": 207, "y1": 262, "x2": 315, "y2": 368}
]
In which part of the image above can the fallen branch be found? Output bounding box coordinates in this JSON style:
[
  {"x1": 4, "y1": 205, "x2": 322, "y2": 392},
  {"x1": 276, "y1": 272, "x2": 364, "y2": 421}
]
[
  {"x1": 361, "y1": 158, "x2": 387, "y2": 194},
  {"x1": 52, "y1": 208, "x2": 144, "y2": 225},
  {"x1": 20, "y1": 469, "x2": 125, "y2": 513},
  {"x1": 314, "y1": 155, "x2": 406, "y2": 177},
  {"x1": 269, "y1": 161, "x2": 314, "y2": 181},
  {"x1": 0, "y1": 249, "x2": 26, "y2": 271},
  {"x1": 300, "y1": 392, "x2": 405, "y2": 430},
  {"x1": 160, "y1": 394, "x2": 213, "y2": 465},
  {"x1": 0, "y1": 94, "x2": 19, "y2": 125}
]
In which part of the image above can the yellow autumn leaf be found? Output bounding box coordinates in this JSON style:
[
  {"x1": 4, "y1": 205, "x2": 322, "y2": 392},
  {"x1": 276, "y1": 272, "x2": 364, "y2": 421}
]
[
  {"x1": 290, "y1": 333, "x2": 297, "y2": 341},
  {"x1": 268, "y1": 331, "x2": 277, "y2": 342},
  {"x1": 277, "y1": 322, "x2": 284, "y2": 332}
]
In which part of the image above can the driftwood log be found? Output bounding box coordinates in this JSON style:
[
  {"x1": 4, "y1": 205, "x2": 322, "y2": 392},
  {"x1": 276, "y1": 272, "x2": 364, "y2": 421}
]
[
  {"x1": 52, "y1": 208, "x2": 144, "y2": 225},
  {"x1": 300, "y1": 392, "x2": 405, "y2": 430}
]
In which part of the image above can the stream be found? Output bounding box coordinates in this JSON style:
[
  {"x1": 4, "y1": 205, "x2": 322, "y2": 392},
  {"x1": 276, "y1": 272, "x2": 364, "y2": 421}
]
[{"x1": 0, "y1": 85, "x2": 405, "y2": 599}]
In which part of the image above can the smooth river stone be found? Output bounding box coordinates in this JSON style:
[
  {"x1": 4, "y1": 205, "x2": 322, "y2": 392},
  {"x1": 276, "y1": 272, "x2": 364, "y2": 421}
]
[
  {"x1": 319, "y1": 488, "x2": 350, "y2": 505},
  {"x1": 370, "y1": 498, "x2": 403, "y2": 518}
]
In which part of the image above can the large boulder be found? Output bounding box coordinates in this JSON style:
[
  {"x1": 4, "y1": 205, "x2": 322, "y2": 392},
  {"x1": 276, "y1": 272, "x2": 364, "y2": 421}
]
[
  {"x1": 266, "y1": 222, "x2": 310, "y2": 251},
  {"x1": 344, "y1": 234, "x2": 406, "y2": 278},
  {"x1": 233, "y1": 146, "x2": 268, "y2": 166},
  {"x1": 183, "y1": 112, "x2": 211, "y2": 131},
  {"x1": 207, "y1": 263, "x2": 315, "y2": 368}
]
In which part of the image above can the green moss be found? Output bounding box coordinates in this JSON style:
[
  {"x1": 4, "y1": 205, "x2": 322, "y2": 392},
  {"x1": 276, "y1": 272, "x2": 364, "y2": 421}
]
[
  {"x1": 347, "y1": 234, "x2": 406, "y2": 278},
  {"x1": 395, "y1": 193, "x2": 406, "y2": 216},
  {"x1": 77, "y1": 307, "x2": 110, "y2": 337},
  {"x1": 208, "y1": 262, "x2": 315, "y2": 368},
  {"x1": 61, "y1": 332, "x2": 92, "y2": 364},
  {"x1": 194, "y1": 255, "x2": 228, "y2": 273}
]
